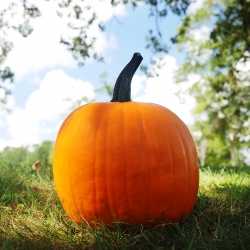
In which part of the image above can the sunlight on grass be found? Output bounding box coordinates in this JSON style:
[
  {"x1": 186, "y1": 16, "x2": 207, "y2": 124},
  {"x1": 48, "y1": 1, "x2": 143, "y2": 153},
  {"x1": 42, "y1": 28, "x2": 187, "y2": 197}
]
[
  {"x1": 0, "y1": 161, "x2": 249, "y2": 249},
  {"x1": 199, "y1": 166, "x2": 250, "y2": 195}
]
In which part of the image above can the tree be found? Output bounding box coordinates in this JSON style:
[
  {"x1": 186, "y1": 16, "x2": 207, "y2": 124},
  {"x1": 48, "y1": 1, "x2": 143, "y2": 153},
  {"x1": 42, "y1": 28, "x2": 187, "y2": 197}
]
[
  {"x1": 174, "y1": 0, "x2": 250, "y2": 166},
  {"x1": 27, "y1": 140, "x2": 53, "y2": 168},
  {"x1": 95, "y1": 71, "x2": 114, "y2": 100},
  {"x1": 0, "y1": 0, "x2": 191, "y2": 109},
  {"x1": 0, "y1": 1, "x2": 41, "y2": 109},
  {"x1": 0, "y1": 146, "x2": 29, "y2": 163},
  {"x1": 0, "y1": 141, "x2": 54, "y2": 168}
]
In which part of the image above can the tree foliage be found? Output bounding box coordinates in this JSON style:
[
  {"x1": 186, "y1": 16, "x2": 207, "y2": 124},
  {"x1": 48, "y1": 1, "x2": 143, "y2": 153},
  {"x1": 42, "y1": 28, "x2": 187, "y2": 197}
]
[
  {"x1": 0, "y1": 0, "x2": 191, "y2": 109},
  {"x1": 95, "y1": 71, "x2": 114, "y2": 100},
  {"x1": 27, "y1": 141, "x2": 54, "y2": 168},
  {"x1": 1, "y1": 0, "x2": 249, "y2": 166},
  {"x1": 174, "y1": 0, "x2": 250, "y2": 166},
  {"x1": 0, "y1": 141, "x2": 53, "y2": 167},
  {"x1": 0, "y1": 1, "x2": 41, "y2": 109},
  {"x1": 0, "y1": 146, "x2": 30, "y2": 164}
]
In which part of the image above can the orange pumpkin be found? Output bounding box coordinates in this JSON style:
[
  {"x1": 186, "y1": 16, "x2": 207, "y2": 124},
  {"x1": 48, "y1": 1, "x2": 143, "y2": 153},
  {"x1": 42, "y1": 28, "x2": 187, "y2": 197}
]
[{"x1": 53, "y1": 53, "x2": 199, "y2": 225}]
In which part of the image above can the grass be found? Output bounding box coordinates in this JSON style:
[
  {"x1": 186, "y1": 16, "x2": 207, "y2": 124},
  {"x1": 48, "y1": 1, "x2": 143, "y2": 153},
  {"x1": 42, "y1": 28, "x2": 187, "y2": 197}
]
[{"x1": 0, "y1": 161, "x2": 250, "y2": 249}]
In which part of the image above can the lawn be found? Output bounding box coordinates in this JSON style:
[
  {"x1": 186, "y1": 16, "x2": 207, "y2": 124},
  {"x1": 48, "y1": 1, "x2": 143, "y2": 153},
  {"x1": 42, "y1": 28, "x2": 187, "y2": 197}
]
[{"x1": 0, "y1": 161, "x2": 249, "y2": 249}]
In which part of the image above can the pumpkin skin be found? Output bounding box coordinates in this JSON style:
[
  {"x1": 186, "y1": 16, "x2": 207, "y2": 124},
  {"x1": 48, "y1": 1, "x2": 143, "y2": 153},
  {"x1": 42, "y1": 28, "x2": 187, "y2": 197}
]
[{"x1": 53, "y1": 53, "x2": 199, "y2": 225}]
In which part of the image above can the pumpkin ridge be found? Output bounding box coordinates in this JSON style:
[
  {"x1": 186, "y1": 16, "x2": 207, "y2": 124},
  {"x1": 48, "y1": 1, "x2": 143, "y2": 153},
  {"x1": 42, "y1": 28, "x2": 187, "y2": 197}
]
[
  {"x1": 173, "y1": 122, "x2": 190, "y2": 218},
  {"x1": 73, "y1": 104, "x2": 103, "y2": 221},
  {"x1": 133, "y1": 103, "x2": 152, "y2": 221},
  {"x1": 138, "y1": 103, "x2": 160, "y2": 220},
  {"x1": 93, "y1": 103, "x2": 113, "y2": 220},
  {"x1": 175, "y1": 122, "x2": 198, "y2": 216},
  {"x1": 152, "y1": 105, "x2": 174, "y2": 220},
  {"x1": 175, "y1": 124, "x2": 190, "y2": 217},
  {"x1": 93, "y1": 106, "x2": 99, "y2": 219},
  {"x1": 69, "y1": 157, "x2": 83, "y2": 221},
  {"x1": 121, "y1": 104, "x2": 132, "y2": 218},
  {"x1": 77, "y1": 106, "x2": 94, "y2": 221},
  {"x1": 103, "y1": 104, "x2": 113, "y2": 221},
  {"x1": 56, "y1": 109, "x2": 83, "y2": 222}
]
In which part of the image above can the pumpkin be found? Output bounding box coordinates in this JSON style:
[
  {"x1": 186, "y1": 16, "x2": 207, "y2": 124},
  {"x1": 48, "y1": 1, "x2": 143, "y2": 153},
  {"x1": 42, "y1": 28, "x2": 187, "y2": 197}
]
[{"x1": 53, "y1": 53, "x2": 199, "y2": 225}]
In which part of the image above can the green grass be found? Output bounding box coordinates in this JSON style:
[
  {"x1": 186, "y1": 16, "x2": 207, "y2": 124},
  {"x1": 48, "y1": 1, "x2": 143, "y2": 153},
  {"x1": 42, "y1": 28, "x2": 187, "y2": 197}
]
[{"x1": 0, "y1": 161, "x2": 250, "y2": 249}]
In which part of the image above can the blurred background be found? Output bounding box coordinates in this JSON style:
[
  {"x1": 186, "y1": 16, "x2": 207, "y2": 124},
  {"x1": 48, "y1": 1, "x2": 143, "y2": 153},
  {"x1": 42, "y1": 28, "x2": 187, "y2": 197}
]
[{"x1": 0, "y1": 0, "x2": 249, "y2": 168}]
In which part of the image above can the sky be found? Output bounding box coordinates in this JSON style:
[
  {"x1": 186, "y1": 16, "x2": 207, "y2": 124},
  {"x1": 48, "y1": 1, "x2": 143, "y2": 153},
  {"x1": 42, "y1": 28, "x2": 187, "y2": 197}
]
[{"x1": 0, "y1": 0, "x2": 202, "y2": 151}]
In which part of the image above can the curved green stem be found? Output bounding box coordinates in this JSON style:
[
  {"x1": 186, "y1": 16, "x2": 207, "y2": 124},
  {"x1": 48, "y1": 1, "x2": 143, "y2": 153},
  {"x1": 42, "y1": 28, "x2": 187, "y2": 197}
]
[{"x1": 111, "y1": 53, "x2": 143, "y2": 102}]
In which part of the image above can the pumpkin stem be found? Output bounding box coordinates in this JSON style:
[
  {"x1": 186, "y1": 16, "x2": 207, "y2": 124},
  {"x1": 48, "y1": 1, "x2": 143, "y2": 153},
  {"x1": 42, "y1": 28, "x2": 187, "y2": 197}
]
[{"x1": 111, "y1": 52, "x2": 143, "y2": 102}]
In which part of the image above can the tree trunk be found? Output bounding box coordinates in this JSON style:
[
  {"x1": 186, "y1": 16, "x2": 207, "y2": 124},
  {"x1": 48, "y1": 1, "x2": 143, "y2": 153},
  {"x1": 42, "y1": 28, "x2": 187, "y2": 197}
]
[
  {"x1": 229, "y1": 140, "x2": 237, "y2": 167},
  {"x1": 200, "y1": 139, "x2": 207, "y2": 166}
]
